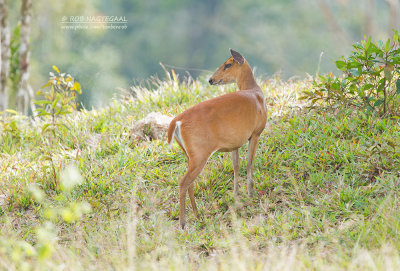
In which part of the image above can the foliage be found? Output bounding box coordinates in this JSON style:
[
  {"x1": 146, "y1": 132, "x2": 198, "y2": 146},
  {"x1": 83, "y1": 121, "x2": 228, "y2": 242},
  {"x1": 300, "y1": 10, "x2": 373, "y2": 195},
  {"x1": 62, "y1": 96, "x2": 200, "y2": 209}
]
[
  {"x1": 4, "y1": 0, "x2": 391, "y2": 109},
  {"x1": 1, "y1": 77, "x2": 400, "y2": 269},
  {"x1": 9, "y1": 25, "x2": 21, "y2": 98},
  {"x1": 303, "y1": 31, "x2": 400, "y2": 116},
  {"x1": 34, "y1": 66, "x2": 81, "y2": 132}
]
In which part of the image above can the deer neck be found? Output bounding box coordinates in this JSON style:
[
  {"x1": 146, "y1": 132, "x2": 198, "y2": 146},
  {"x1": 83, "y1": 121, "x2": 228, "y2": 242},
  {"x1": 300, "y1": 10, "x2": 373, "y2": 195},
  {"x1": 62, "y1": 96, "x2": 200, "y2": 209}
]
[{"x1": 236, "y1": 64, "x2": 259, "y2": 91}]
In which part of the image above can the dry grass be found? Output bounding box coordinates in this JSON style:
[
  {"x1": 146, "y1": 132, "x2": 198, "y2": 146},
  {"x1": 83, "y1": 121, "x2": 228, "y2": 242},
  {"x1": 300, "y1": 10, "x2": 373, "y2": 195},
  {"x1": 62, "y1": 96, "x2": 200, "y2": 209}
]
[{"x1": 1, "y1": 75, "x2": 400, "y2": 270}]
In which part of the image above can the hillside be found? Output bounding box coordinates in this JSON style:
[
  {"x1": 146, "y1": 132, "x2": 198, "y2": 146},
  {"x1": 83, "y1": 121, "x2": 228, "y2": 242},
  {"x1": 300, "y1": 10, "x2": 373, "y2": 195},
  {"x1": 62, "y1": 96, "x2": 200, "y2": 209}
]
[{"x1": 1, "y1": 75, "x2": 400, "y2": 270}]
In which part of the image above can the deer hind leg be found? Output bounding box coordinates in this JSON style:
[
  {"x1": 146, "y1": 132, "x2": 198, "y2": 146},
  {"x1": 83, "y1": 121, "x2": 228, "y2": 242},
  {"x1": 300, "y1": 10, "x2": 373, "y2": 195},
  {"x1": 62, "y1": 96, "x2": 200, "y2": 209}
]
[
  {"x1": 179, "y1": 155, "x2": 209, "y2": 229},
  {"x1": 188, "y1": 183, "x2": 199, "y2": 218},
  {"x1": 232, "y1": 149, "x2": 240, "y2": 196},
  {"x1": 246, "y1": 135, "x2": 260, "y2": 197}
]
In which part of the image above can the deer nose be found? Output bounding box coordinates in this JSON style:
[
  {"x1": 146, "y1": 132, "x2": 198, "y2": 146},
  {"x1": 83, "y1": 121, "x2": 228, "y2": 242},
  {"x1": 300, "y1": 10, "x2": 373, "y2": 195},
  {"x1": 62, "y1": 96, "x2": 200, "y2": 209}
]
[{"x1": 208, "y1": 78, "x2": 213, "y2": 85}]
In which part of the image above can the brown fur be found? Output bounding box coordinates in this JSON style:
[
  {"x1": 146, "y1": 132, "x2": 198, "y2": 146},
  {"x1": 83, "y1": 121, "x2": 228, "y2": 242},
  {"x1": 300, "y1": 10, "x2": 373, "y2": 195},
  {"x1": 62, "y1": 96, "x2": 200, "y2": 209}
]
[
  {"x1": 168, "y1": 49, "x2": 267, "y2": 229},
  {"x1": 167, "y1": 119, "x2": 176, "y2": 145}
]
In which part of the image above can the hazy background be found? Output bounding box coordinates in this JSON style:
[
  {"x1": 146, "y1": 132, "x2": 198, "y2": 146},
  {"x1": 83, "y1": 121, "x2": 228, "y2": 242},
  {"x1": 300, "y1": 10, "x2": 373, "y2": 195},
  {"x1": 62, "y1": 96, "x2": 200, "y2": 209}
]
[{"x1": 7, "y1": 0, "x2": 400, "y2": 107}]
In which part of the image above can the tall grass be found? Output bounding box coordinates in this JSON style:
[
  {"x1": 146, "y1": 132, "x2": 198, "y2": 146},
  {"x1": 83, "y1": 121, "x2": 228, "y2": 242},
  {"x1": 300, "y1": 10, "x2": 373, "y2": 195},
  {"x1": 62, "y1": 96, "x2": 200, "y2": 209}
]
[{"x1": 1, "y1": 74, "x2": 400, "y2": 270}]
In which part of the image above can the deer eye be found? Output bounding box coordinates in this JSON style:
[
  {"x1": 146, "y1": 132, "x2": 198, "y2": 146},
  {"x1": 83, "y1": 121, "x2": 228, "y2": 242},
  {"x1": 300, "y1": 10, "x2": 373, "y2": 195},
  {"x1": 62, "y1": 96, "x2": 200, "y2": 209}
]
[{"x1": 224, "y1": 63, "x2": 232, "y2": 70}]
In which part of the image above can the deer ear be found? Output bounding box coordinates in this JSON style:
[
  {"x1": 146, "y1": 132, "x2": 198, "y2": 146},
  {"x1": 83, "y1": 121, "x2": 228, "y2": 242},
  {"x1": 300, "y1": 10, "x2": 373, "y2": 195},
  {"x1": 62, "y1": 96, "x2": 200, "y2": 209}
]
[{"x1": 230, "y1": 48, "x2": 245, "y2": 64}]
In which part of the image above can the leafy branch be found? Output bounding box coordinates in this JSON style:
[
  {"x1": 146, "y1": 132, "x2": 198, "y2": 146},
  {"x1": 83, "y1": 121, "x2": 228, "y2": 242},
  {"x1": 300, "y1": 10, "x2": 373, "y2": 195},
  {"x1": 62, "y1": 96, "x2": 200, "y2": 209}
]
[
  {"x1": 34, "y1": 65, "x2": 82, "y2": 133},
  {"x1": 303, "y1": 30, "x2": 400, "y2": 116}
]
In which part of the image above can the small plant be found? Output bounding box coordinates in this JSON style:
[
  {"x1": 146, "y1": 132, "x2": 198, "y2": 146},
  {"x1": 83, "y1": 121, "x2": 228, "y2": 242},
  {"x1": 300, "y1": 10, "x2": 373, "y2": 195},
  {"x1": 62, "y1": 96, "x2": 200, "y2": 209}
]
[
  {"x1": 0, "y1": 109, "x2": 20, "y2": 138},
  {"x1": 303, "y1": 31, "x2": 400, "y2": 116},
  {"x1": 34, "y1": 65, "x2": 82, "y2": 132},
  {"x1": 34, "y1": 66, "x2": 82, "y2": 190}
]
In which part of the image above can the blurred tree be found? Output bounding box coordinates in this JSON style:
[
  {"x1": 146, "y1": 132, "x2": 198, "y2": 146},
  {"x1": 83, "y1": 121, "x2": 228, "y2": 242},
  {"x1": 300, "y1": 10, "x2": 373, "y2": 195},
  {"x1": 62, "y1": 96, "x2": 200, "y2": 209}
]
[
  {"x1": 16, "y1": 0, "x2": 34, "y2": 116},
  {"x1": 3, "y1": 0, "x2": 400, "y2": 110},
  {"x1": 28, "y1": 0, "x2": 126, "y2": 107},
  {"x1": 0, "y1": 0, "x2": 10, "y2": 111},
  {"x1": 364, "y1": 0, "x2": 375, "y2": 36},
  {"x1": 318, "y1": 0, "x2": 351, "y2": 43},
  {"x1": 384, "y1": 0, "x2": 400, "y2": 33}
]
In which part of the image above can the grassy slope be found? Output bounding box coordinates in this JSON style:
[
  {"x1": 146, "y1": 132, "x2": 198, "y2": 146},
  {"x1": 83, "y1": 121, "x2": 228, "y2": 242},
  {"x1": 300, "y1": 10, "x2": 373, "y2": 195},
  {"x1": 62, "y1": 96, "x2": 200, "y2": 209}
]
[{"x1": 1, "y1": 75, "x2": 400, "y2": 270}]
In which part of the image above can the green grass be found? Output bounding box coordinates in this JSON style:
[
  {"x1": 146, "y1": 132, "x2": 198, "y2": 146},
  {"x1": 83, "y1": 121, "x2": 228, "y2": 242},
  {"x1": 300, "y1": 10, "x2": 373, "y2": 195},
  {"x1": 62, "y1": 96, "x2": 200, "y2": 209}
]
[{"x1": 1, "y1": 74, "x2": 400, "y2": 270}]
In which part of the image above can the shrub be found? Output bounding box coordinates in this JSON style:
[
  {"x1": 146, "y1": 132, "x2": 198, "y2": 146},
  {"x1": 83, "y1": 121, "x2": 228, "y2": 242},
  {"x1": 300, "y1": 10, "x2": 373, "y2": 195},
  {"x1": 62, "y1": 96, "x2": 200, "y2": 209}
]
[
  {"x1": 303, "y1": 31, "x2": 400, "y2": 116},
  {"x1": 34, "y1": 65, "x2": 82, "y2": 132}
]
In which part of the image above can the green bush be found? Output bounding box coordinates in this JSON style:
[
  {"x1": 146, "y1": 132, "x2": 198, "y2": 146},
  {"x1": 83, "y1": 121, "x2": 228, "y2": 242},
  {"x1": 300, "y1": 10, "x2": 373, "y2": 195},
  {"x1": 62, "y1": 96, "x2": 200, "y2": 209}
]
[
  {"x1": 34, "y1": 65, "x2": 82, "y2": 133},
  {"x1": 303, "y1": 31, "x2": 400, "y2": 116}
]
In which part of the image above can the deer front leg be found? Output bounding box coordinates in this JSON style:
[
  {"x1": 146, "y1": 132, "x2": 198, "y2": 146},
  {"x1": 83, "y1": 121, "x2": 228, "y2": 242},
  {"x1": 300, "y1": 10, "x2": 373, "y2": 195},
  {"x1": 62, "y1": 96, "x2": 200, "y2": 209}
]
[
  {"x1": 246, "y1": 135, "x2": 260, "y2": 197},
  {"x1": 232, "y1": 149, "x2": 240, "y2": 196}
]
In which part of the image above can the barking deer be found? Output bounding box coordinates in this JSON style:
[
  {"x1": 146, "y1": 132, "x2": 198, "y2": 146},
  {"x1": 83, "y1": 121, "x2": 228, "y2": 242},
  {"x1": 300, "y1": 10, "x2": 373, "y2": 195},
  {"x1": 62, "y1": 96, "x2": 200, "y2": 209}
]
[{"x1": 168, "y1": 49, "x2": 267, "y2": 229}]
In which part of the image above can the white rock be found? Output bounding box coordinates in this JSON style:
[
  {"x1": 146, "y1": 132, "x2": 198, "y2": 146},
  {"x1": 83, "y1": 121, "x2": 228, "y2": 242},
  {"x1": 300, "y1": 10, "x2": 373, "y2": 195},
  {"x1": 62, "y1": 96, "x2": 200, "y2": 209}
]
[{"x1": 131, "y1": 112, "x2": 173, "y2": 141}]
